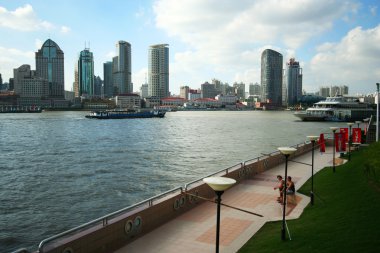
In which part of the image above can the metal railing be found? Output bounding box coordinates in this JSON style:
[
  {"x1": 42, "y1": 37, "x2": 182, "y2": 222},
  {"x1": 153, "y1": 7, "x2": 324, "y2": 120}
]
[
  {"x1": 38, "y1": 140, "x2": 317, "y2": 252},
  {"x1": 10, "y1": 249, "x2": 29, "y2": 253},
  {"x1": 38, "y1": 186, "x2": 182, "y2": 252},
  {"x1": 184, "y1": 163, "x2": 243, "y2": 191}
]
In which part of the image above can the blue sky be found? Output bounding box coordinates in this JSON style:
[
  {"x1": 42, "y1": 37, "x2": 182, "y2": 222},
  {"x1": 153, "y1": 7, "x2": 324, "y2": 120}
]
[{"x1": 0, "y1": 0, "x2": 379, "y2": 95}]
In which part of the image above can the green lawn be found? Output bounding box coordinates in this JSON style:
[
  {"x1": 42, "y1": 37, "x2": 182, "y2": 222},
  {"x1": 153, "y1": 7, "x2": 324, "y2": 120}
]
[{"x1": 239, "y1": 142, "x2": 380, "y2": 253}]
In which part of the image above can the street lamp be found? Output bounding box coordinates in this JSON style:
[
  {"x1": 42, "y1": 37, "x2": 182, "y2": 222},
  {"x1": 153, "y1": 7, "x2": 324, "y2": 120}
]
[
  {"x1": 347, "y1": 122, "x2": 354, "y2": 161},
  {"x1": 278, "y1": 147, "x2": 297, "y2": 240},
  {"x1": 376, "y1": 83, "x2": 379, "y2": 142},
  {"x1": 330, "y1": 127, "x2": 339, "y2": 173},
  {"x1": 203, "y1": 176, "x2": 236, "y2": 253},
  {"x1": 307, "y1": 136, "x2": 318, "y2": 205}
]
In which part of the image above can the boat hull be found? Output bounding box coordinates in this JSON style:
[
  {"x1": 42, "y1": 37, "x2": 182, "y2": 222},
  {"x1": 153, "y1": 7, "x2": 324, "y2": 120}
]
[{"x1": 85, "y1": 110, "x2": 165, "y2": 119}]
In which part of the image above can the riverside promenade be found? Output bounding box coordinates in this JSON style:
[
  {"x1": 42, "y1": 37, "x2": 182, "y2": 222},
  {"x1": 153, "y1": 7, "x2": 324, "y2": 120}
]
[{"x1": 116, "y1": 147, "x2": 339, "y2": 253}]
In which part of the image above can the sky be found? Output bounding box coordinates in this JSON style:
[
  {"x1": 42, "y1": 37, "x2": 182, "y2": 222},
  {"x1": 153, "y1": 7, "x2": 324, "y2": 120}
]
[{"x1": 0, "y1": 0, "x2": 379, "y2": 96}]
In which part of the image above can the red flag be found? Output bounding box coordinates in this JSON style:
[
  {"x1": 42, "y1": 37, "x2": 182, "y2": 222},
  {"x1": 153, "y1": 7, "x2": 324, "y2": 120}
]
[
  {"x1": 352, "y1": 128, "x2": 362, "y2": 143},
  {"x1": 335, "y1": 132, "x2": 346, "y2": 152},
  {"x1": 340, "y1": 128, "x2": 348, "y2": 143},
  {"x1": 319, "y1": 133, "x2": 325, "y2": 152}
]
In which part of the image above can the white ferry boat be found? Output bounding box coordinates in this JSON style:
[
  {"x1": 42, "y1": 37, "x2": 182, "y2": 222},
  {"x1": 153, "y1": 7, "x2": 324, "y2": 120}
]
[{"x1": 294, "y1": 96, "x2": 374, "y2": 121}]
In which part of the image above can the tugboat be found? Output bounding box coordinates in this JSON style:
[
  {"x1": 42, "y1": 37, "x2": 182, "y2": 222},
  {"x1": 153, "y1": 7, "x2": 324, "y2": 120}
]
[{"x1": 85, "y1": 109, "x2": 165, "y2": 119}]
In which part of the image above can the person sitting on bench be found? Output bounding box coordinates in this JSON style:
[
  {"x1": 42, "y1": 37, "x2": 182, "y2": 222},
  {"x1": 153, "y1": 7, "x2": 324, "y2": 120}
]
[{"x1": 286, "y1": 176, "x2": 295, "y2": 194}]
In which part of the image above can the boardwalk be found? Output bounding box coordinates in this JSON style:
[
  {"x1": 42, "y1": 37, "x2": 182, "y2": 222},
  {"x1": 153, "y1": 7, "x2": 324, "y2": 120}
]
[{"x1": 116, "y1": 147, "x2": 338, "y2": 253}]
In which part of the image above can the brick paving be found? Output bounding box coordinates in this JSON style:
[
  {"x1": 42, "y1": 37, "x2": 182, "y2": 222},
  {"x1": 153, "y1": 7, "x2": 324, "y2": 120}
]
[{"x1": 115, "y1": 147, "x2": 336, "y2": 253}]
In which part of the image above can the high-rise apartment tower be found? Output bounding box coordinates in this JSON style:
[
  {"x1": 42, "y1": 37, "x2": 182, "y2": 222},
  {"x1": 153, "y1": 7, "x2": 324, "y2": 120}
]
[
  {"x1": 113, "y1": 41, "x2": 132, "y2": 94},
  {"x1": 148, "y1": 44, "x2": 169, "y2": 99},
  {"x1": 261, "y1": 49, "x2": 283, "y2": 105},
  {"x1": 285, "y1": 58, "x2": 302, "y2": 105}
]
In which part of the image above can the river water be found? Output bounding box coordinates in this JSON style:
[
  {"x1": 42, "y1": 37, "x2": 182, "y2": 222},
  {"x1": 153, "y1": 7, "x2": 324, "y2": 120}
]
[{"x1": 0, "y1": 111, "x2": 347, "y2": 252}]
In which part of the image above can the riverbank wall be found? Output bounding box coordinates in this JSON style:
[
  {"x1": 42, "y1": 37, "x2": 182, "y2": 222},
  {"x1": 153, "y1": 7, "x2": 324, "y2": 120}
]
[{"x1": 36, "y1": 140, "x2": 330, "y2": 253}]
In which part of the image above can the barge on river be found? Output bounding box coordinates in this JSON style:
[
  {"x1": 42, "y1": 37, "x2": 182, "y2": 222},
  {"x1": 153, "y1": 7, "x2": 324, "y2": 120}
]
[{"x1": 85, "y1": 109, "x2": 165, "y2": 119}]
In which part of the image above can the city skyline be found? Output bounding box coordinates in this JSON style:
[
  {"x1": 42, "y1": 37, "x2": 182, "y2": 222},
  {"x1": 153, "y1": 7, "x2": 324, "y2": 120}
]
[{"x1": 0, "y1": 0, "x2": 379, "y2": 95}]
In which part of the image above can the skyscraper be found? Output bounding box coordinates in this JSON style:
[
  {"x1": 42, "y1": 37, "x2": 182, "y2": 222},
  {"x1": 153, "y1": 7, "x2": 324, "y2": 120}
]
[
  {"x1": 75, "y1": 48, "x2": 94, "y2": 97},
  {"x1": 148, "y1": 44, "x2": 169, "y2": 99},
  {"x1": 261, "y1": 49, "x2": 283, "y2": 105},
  {"x1": 36, "y1": 39, "x2": 64, "y2": 98},
  {"x1": 285, "y1": 58, "x2": 303, "y2": 105},
  {"x1": 113, "y1": 41, "x2": 132, "y2": 94},
  {"x1": 249, "y1": 83, "x2": 261, "y2": 96},
  {"x1": 103, "y1": 61, "x2": 113, "y2": 97},
  {"x1": 94, "y1": 75, "x2": 103, "y2": 97},
  {"x1": 180, "y1": 86, "x2": 189, "y2": 100},
  {"x1": 13, "y1": 64, "x2": 48, "y2": 99}
]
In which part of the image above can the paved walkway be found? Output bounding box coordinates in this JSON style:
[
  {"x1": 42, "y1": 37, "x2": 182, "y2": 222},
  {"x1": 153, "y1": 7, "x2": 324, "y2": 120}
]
[{"x1": 115, "y1": 147, "x2": 340, "y2": 253}]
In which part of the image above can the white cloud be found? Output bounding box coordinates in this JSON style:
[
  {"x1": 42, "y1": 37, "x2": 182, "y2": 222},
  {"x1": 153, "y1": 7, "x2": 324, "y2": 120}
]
[
  {"x1": 370, "y1": 6, "x2": 377, "y2": 16},
  {"x1": 0, "y1": 4, "x2": 71, "y2": 33},
  {"x1": 35, "y1": 39, "x2": 43, "y2": 50},
  {"x1": 60, "y1": 26, "x2": 71, "y2": 34},
  {"x1": 152, "y1": 0, "x2": 358, "y2": 94},
  {"x1": 309, "y1": 25, "x2": 380, "y2": 94},
  {"x1": 0, "y1": 4, "x2": 55, "y2": 31},
  {"x1": 0, "y1": 46, "x2": 34, "y2": 81},
  {"x1": 106, "y1": 51, "x2": 115, "y2": 59}
]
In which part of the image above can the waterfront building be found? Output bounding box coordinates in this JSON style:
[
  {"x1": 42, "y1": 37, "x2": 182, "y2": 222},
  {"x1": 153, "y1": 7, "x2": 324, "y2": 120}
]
[
  {"x1": 233, "y1": 82, "x2": 245, "y2": 100},
  {"x1": 73, "y1": 64, "x2": 79, "y2": 97},
  {"x1": 35, "y1": 39, "x2": 64, "y2": 98},
  {"x1": 64, "y1": 90, "x2": 75, "y2": 101},
  {"x1": 319, "y1": 85, "x2": 349, "y2": 98},
  {"x1": 13, "y1": 64, "x2": 48, "y2": 98},
  {"x1": 75, "y1": 48, "x2": 94, "y2": 98},
  {"x1": 140, "y1": 83, "x2": 149, "y2": 99},
  {"x1": 212, "y1": 78, "x2": 223, "y2": 94},
  {"x1": 144, "y1": 96, "x2": 160, "y2": 108},
  {"x1": 148, "y1": 44, "x2": 169, "y2": 99},
  {"x1": 331, "y1": 85, "x2": 349, "y2": 96},
  {"x1": 192, "y1": 98, "x2": 221, "y2": 108},
  {"x1": 115, "y1": 94, "x2": 141, "y2": 109},
  {"x1": 261, "y1": 49, "x2": 283, "y2": 105},
  {"x1": 180, "y1": 86, "x2": 189, "y2": 100},
  {"x1": 103, "y1": 61, "x2": 113, "y2": 98},
  {"x1": 249, "y1": 83, "x2": 261, "y2": 96},
  {"x1": 161, "y1": 97, "x2": 186, "y2": 106},
  {"x1": 94, "y1": 76, "x2": 103, "y2": 97},
  {"x1": 9, "y1": 78, "x2": 14, "y2": 91},
  {"x1": 189, "y1": 89, "x2": 201, "y2": 101},
  {"x1": 201, "y1": 82, "x2": 218, "y2": 98},
  {"x1": 340, "y1": 85, "x2": 349, "y2": 95},
  {"x1": 113, "y1": 41, "x2": 132, "y2": 95},
  {"x1": 215, "y1": 94, "x2": 237, "y2": 105},
  {"x1": 319, "y1": 86, "x2": 330, "y2": 97},
  {"x1": 285, "y1": 58, "x2": 303, "y2": 106},
  {"x1": 330, "y1": 86, "x2": 340, "y2": 96}
]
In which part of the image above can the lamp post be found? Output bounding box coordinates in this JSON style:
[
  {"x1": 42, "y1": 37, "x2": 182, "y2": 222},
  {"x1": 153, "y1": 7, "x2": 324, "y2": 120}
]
[
  {"x1": 330, "y1": 127, "x2": 339, "y2": 172},
  {"x1": 307, "y1": 136, "x2": 318, "y2": 205},
  {"x1": 278, "y1": 147, "x2": 297, "y2": 240},
  {"x1": 203, "y1": 176, "x2": 236, "y2": 253},
  {"x1": 347, "y1": 122, "x2": 354, "y2": 161},
  {"x1": 376, "y1": 83, "x2": 379, "y2": 142}
]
